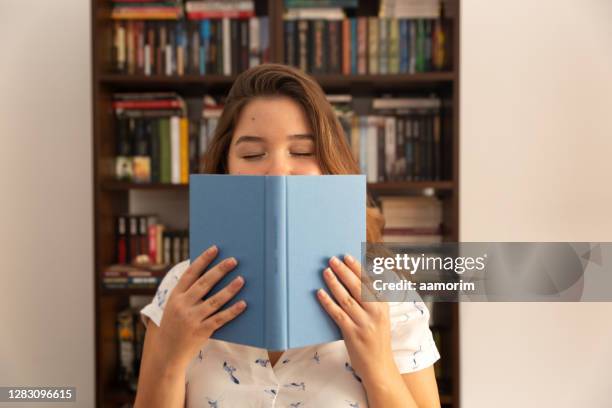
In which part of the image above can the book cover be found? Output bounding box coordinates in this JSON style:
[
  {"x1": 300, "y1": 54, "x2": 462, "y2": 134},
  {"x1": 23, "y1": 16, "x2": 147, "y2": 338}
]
[{"x1": 189, "y1": 175, "x2": 366, "y2": 350}]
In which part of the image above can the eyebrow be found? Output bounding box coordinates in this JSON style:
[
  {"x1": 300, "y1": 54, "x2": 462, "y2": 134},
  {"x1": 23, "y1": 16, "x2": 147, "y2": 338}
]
[{"x1": 233, "y1": 133, "x2": 314, "y2": 146}]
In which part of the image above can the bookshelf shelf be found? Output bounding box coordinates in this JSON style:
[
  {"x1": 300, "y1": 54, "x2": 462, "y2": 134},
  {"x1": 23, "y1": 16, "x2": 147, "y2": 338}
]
[
  {"x1": 102, "y1": 181, "x2": 188, "y2": 191},
  {"x1": 92, "y1": 0, "x2": 461, "y2": 407},
  {"x1": 100, "y1": 72, "x2": 455, "y2": 91},
  {"x1": 103, "y1": 180, "x2": 454, "y2": 192},
  {"x1": 368, "y1": 180, "x2": 455, "y2": 192}
]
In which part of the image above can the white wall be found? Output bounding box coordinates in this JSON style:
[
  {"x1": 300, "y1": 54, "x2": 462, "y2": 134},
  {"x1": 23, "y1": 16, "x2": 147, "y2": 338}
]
[
  {"x1": 1, "y1": 0, "x2": 611, "y2": 407},
  {"x1": 0, "y1": 1, "x2": 94, "y2": 406},
  {"x1": 461, "y1": 0, "x2": 612, "y2": 407}
]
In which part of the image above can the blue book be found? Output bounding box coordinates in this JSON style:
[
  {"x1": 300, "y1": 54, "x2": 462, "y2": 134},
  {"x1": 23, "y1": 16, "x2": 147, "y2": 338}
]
[
  {"x1": 399, "y1": 20, "x2": 408, "y2": 73},
  {"x1": 199, "y1": 20, "x2": 210, "y2": 75},
  {"x1": 189, "y1": 174, "x2": 366, "y2": 350}
]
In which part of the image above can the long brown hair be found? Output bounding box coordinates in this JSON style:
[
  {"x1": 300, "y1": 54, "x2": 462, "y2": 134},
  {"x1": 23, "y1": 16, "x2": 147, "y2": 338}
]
[{"x1": 201, "y1": 63, "x2": 384, "y2": 243}]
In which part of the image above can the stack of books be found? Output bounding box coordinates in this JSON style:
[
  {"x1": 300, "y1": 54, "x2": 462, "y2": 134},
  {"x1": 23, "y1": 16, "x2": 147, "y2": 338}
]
[
  {"x1": 379, "y1": 0, "x2": 441, "y2": 19},
  {"x1": 378, "y1": 195, "x2": 442, "y2": 243},
  {"x1": 103, "y1": 263, "x2": 169, "y2": 290},
  {"x1": 111, "y1": 0, "x2": 183, "y2": 20}
]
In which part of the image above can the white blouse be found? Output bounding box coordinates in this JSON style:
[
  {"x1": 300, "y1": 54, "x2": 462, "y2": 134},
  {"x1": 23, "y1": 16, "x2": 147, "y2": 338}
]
[{"x1": 140, "y1": 260, "x2": 440, "y2": 408}]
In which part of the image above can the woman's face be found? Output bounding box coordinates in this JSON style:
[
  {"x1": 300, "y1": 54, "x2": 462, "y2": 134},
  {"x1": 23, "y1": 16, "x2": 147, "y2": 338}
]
[{"x1": 227, "y1": 96, "x2": 323, "y2": 176}]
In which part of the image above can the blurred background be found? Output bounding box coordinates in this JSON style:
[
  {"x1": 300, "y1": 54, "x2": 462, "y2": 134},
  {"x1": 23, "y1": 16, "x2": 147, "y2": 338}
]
[{"x1": 1, "y1": 0, "x2": 611, "y2": 407}]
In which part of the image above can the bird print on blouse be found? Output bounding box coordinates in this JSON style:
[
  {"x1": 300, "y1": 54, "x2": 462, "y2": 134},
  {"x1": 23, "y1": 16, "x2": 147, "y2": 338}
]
[
  {"x1": 264, "y1": 388, "x2": 278, "y2": 398},
  {"x1": 345, "y1": 401, "x2": 360, "y2": 408},
  {"x1": 284, "y1": 382, "x2": 306, "y2": 391},
  {"x1": 206, "y1": 398, "x2": 219, "y2": 408},
  {"x1": 344, "y1": 362, "x2": 362, "y2": 383},
  {"x1": 414, "y1": 301, "x2": 424, "y2": 315},
  {"x1": 222, "y1": 361, "x2": 240, "y2": 384},
  {"x1": 282, "y1": 358, "x2": 290, "y2": 364},
  {"x1": 156, "y1": 288, "x2": 168, "y2": 309},
  {"x1": 313, "y1": 351, "x2": 320, "y2": 364},
  {"x1": 255, "y1": 358, "x2": 270, "y2": 367},
  {"x1": 412, "y1": 345, "x2": 423, "y2": 369},
  {"x1": 198, "y1": 349, "x2": 204, "y2": 362},
  {"x1": 289, "y1": 402, "x2": 303, "y2": 408}
]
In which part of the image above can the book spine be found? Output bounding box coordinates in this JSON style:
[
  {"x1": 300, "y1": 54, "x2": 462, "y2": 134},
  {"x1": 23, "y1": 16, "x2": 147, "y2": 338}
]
[
  {"x1": 170, "y1": 116, "x2": 181, "y2": 184},
  {"x1": 231, "y1": 19, "x2": 239, "y2": 75},
  {"x1": 378, "y1": 18, "x2": 387, "y2": 75},
  {"x1": 341, "y1": 19, "x2": 350, "y2": 75},
  {"x1": 357, "y1": 17, "x2": 367, "y2": 74},
  {"x1": 116, "y1": 215, "x2": 128, "y2": 263},
  {"x1": 250, "y1": 17, "x2": 260, "y2": 68},
  {"x1": 259, "y1": 16, "x2": 268, "y2": 63},
  {"x1": 159, "y1": 118, "x2": 171, "y2": 183},
  {"x1": 222, "y1": 18, "x2": 231, "y2": 75},
  {"x1": 298, "y1": 20, "x2": 308, "y2": 72},
  {"x1": 264, "y1": 177, "x2": 288, "y2": 350},
  {"x1": 350, "y1": 18, "x2": 357, "y2": 74},
  {"x1": 367, "y1": 17, "x2": 378, "y2": 74},
  {"x1": 148, "y1": 223, "x2": 158, "y2": 264},
  {"x1": 180, "y1": 117, "x2": 189, "y2": 184}
]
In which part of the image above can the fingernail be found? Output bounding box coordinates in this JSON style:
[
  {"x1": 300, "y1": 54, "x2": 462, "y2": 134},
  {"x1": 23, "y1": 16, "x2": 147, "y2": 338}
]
[
  {"x1": 206, "y1": 245, "x2": 217, "y2": 254},
  {"x1": 324, "y1": 267, "x2": 333, "y2": 278},
  {"x1": 237, "y1": 300, "x2": 247, "y2": 309},
  {"x1": 330, "y1": 256, "x2": 339, "y2": 266},
  {"x1": 225, "y1": 257, "x2": 237, "y2": 267},
  {"x1": 234, "y1": 276, "x2": 244, "y2": 285},
  {"x1": 344, "y1": 254, "x2": 354, "y2": 263},
  {"x1": 317, "y1": 289, "x2": 327, "y2": 298}
]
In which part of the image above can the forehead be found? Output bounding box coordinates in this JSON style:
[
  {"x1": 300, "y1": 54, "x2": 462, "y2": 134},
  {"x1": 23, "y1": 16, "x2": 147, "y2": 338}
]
[{"x1": 235, "y1": 96, "x2": 311, "y2": 131}]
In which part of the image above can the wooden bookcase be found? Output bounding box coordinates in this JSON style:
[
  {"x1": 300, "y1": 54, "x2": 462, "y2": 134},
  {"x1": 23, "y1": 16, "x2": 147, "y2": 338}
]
[{"x1": 92, "y1": 0, "x2": 461, "y2": 406}]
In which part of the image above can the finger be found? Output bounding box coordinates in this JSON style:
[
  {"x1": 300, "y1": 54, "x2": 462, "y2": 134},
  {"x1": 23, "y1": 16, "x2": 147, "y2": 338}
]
[
  {"x1": 323, "y1": 267, "x2": 368, "y2": 326},
  {"x1": 317, "y1": 288, "x2": 354, "y2": 333},
  {"x1": 184, "y1": 257, "x2": 238, "y2": 305},
  {"x1": 329, "y1": 256, "x2": 363, "y2": 304},
  {"x1": 343, "y1": 254, "x2": 378, "y2": 305},
  {"x1": 175, "y1": 245, "x2": 219, "y2": 293},
  {"x1": 195, "y1": 275, "x2": 245, "y2": 320},
  {"x1": 198, "y1": 300, "x2": 247, "y2": 337},
  {"x1": 343, "y1": 254, "x2": 362, "y2": 279}
]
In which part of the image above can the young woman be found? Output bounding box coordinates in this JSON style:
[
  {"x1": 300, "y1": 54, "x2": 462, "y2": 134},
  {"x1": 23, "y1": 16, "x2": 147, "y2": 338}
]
[{"x1": 135, "y1": 64, "x2": 441, "y2": 408}]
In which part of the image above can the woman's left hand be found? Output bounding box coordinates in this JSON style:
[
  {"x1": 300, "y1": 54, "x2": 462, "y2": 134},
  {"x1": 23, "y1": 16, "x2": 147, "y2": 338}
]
[{"x1": 317, "y1": 254, "x2": 398, "y2": 387}]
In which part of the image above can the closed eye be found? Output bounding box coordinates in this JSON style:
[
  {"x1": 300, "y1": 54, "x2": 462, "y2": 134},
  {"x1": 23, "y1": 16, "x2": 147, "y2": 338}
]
[
  {"x1": 242, "y1": 153, "x2": 265, "y2": 160},
  {"x1": 291, "y1": 152, "x2": 314, "y2": 157}
]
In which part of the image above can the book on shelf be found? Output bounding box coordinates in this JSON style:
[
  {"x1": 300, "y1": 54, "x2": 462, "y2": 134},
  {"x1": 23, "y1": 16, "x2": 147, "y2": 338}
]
[
  {"x1": 189, "y1": 174, "x2": 365, "y2": 349},
  {"x1": 328, "y1": 95, "x2": 443, "y2": 182},
  {"x1": 378, "y1": 195, "x2": 443, "y2": 243},
  {"x1": 116, "y1": 296, "x2": 151, "y2": 392},
  {"x1": 111, "y1": 14, "x2": 269, "y2": 76},
  {"x1": 112, "y1": 213, "x2": 189, "y2": 289},
  {"x1": 113, "y1": 92, "x2": 194, "y2": 184},
  {"x1": 283, "y1": 15, "x2": 447, "y2": 75}
]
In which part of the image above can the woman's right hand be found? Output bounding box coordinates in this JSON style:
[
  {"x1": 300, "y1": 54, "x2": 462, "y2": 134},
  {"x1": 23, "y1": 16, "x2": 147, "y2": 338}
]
[{"x1": 156, "y1": 244, "x2": 247, "y2": 371}]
